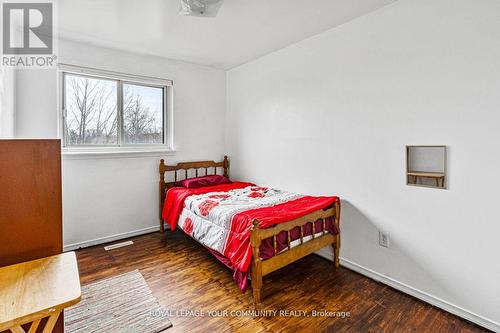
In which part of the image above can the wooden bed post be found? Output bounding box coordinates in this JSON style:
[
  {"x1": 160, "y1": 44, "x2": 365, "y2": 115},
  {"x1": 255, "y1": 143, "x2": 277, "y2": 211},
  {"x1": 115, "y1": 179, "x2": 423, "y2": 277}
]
[
  {"x1": 333, "y1": 200, "x2": 341, "y2": 268},
  {"x1": 159, "y1": 159, "x2": 167, "y2": 233},
  {"x1": 223, "y1": 155, "x2": 229, "y2": 178},
  {"x1": 250, "y1": 219, "x2": 263, "y2": 309}
]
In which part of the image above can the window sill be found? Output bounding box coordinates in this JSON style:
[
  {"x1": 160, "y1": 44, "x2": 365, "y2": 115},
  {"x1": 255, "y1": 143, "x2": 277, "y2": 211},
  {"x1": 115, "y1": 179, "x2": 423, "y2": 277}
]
[{"x1": 62, "y1": 147, "x2": 176, "y2": 160}]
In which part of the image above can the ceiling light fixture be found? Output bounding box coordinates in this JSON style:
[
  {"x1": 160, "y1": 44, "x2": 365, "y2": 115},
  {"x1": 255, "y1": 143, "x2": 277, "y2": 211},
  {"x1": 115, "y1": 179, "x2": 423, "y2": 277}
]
[{"x1": 179, "y1": 0, "x2": 224, "y2": 17}]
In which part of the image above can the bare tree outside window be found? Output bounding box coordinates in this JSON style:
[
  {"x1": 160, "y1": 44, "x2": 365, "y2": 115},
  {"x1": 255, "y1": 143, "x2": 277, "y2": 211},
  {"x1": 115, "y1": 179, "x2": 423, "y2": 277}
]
[
  {"x1": 123, "y1": 84, "x2": 163, "y2": 144},
  {"x1": 65, "y1": 74, "x2": 117, "y2": 145},
  {"x1": 63, "y1": 72, "x2": 166, "y2": 147}
]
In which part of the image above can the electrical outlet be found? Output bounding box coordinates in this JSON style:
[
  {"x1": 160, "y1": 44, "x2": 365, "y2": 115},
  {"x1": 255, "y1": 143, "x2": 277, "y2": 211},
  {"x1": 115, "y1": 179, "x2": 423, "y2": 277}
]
[{"x1": 379, "y1": 232, "x2": 389, "y2": 248}]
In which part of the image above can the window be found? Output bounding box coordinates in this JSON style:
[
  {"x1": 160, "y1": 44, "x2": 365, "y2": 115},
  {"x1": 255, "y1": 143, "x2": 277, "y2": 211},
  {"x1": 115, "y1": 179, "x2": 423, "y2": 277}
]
[
  {"x1": 60, "y1": 65, "x2": 172, "y2": 150},
  {"x1": 122, "y1": 83, "x2": 164, "y2": 144},
  {"x1": 64, "y1": 74, "x2": 118, "y2": 145}
]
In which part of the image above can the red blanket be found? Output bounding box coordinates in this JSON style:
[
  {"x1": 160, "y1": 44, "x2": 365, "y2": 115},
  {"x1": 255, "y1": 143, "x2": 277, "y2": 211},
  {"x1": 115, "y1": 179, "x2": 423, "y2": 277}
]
[
  {"x1": 162, "y1": 182, "x2": 339, "y2": 274},
  {"x1": 162, "y1": 182, "x2": 254, "y2": 230},
  {"x1": 225, "y1": 195, "x2": 339, "y2": 272}
]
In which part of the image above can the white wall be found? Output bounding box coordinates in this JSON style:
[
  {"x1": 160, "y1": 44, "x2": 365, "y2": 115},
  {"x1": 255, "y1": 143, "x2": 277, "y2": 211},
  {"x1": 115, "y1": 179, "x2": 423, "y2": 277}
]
[
  {"x1": 15, "y1": 39, "x2": 226, "y2": 249},
  {"x1": 0, "y1": 68, "x2": 16, "y2": 138},
  {"x1": 227, "y1": 0, "x2": 500, "y2": 329}
]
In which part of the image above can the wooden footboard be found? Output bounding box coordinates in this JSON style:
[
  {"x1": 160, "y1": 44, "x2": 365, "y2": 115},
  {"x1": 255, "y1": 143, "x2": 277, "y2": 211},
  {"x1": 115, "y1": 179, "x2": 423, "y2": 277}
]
[{"x1": 250, "y1": 200, "x2": 341, "y2": 308}]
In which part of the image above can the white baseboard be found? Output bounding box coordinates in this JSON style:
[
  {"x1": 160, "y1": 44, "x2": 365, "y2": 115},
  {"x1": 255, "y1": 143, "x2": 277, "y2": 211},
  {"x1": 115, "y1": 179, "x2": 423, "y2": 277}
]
[
  {"x1": 314, "y1": 251, "x2": 499, "y2": 332},
  {"x1": 63, "y1": 228, "x2": 498, "y2": 331},
  {"x1": 63, "y1": 225, "x2": 160, "y2": 251}
]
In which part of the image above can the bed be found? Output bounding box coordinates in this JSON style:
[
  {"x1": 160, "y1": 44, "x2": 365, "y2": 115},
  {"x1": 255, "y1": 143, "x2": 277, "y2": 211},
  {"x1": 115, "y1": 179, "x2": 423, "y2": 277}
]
[{"x1": 159, "y1": 156, "x2": 341, "y2": 307}]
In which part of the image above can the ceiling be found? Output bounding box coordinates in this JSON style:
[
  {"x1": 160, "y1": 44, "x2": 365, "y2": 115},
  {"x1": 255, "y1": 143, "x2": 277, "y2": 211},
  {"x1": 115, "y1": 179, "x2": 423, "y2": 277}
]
[{"x1": 58, "y1": 0, "x2": 397, "y2": 70}]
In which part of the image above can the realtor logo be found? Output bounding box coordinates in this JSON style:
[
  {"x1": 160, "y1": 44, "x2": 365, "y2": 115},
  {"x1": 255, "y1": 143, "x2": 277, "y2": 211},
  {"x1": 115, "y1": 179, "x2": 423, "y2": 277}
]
[{"x1": 2, "y1": 1, "x2": 56, "y2": 67}]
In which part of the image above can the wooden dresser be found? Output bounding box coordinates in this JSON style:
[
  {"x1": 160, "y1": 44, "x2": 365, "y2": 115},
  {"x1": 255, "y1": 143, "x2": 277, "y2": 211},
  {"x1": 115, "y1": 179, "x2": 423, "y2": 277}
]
[{"x1": 0, "y1": 139, "x2": 64, "y2": 333}]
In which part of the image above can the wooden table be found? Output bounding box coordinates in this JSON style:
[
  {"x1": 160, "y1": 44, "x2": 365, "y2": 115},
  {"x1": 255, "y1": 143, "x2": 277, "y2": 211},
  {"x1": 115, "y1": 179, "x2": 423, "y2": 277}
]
[
  {"x1": 407, "y1": 171, "x2": 445, "y2": 188},
  {"x1": 0, "y1": 252, "x2": 81, "y2": 333}
]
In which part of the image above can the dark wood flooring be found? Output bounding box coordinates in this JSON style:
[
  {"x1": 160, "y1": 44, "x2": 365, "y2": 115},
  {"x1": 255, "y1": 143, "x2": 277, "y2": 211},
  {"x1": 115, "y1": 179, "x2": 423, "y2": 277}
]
[{"x1": 75, "y1": 232, "x2": 489, "y2": 333}]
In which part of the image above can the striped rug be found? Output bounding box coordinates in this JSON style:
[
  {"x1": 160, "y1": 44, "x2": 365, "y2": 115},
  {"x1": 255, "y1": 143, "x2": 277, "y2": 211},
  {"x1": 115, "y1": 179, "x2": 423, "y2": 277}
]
[{"x1": 65, "y1": 270, "x2": 172, "y2": 333}]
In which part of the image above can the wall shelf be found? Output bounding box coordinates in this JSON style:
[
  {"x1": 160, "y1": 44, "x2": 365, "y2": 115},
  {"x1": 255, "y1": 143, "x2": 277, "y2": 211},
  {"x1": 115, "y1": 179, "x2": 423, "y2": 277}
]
[{"x1": 406, "y1": 146, "x2": 447, "y2": 189}]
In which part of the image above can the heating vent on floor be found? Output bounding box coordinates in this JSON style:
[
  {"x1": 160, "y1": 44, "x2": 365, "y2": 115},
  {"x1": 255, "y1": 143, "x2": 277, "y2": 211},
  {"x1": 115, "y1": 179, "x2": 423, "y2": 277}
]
[{"x1": 104, "y1": 241, "x2": 134, "y2": 251}]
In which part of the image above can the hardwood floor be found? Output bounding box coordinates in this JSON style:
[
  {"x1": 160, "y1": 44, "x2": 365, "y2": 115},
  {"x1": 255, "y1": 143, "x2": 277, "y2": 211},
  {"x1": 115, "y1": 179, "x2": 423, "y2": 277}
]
[{"x1": 75, "y1": 232, "x2": 489, "y2": 333}]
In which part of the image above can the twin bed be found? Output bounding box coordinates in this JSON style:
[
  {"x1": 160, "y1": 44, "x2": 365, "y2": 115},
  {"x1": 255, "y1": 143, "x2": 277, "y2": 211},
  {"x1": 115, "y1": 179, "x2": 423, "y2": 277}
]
[{"x1": 159, "y1": 156, "x2": 341, "y2": 307}]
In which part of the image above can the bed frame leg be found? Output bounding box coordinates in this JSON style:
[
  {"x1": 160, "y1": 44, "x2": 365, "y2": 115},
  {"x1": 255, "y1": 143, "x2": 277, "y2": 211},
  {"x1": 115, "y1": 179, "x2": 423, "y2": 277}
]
[
  {"x1": 250, "y1": 219, "x2": 263, "y2": 309},
  {"x1": 252, "y1": 279, "x2": 262, "y2": 309},
  {"x1": 251, "y1": 257, "x2": 263, "y2": 309},
  {"x1": 332, "y1": 201, "x2": 341, "y2": 268},
  {"x1": 160, "y1": 220, "x2": 165, "y2": 233},
  {"x1": 333, "y1": 235, "x2": 340, "y2": 268},
  {"x1": 251, "y1": 266, "x2": 262, "y2": 309}
]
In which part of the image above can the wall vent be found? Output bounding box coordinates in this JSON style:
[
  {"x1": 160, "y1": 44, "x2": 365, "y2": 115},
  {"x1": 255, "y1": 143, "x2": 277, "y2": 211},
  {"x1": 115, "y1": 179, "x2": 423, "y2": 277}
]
[{"x1": 104, "y1": 240, "x2": 134, "y2": 251}]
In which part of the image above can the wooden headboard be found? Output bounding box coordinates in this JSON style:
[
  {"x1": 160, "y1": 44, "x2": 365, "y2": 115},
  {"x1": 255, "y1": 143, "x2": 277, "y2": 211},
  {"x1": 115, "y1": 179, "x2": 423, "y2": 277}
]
[{"x1": 159, "y1": 156, "x2": 229, "y2": 232}]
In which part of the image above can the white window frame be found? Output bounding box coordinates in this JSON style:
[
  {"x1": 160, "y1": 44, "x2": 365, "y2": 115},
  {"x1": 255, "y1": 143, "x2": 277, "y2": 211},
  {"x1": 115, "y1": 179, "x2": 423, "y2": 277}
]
[{"x1": 58, "y1": 64, "x2": 174, "y2": 157}]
